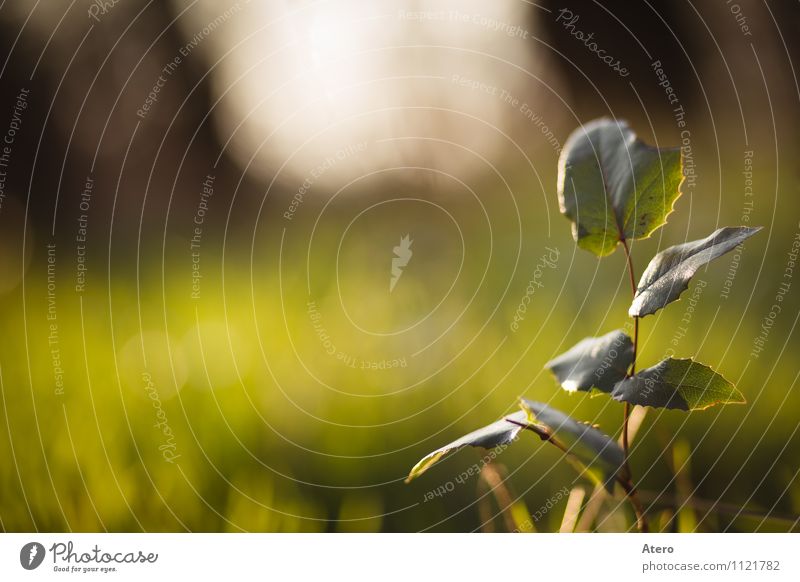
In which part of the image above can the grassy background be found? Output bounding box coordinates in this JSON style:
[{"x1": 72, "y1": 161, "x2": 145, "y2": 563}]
[{"x1": 1, "y1": 0, "x2": 799, "y2": 532}]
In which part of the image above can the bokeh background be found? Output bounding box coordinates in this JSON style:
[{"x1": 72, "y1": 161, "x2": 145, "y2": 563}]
[{"x1": 1, "y1": 0, "x2": 799, "y2": 532}]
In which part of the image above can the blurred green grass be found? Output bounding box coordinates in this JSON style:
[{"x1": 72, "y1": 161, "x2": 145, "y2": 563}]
[{"x1": 2, "y1": 151, "x2": 800, "y2": 533}]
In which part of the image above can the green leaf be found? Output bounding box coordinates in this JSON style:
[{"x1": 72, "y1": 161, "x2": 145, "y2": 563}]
[
  {"x1": 610, "y1": 358, "x2": 745, "y2": 411},
  {"x1": 557, "y1": 118, "x2": 683, "y2": 257},
  {"x1": 520, "y1": 399, "x2": 624, "y2": 492},
  {"x1": 405, "y1": 411, "x2": 527, "y2": 483},
  {"x1": 629, "y1": 226, "x2": 762, "y2": 317},
  {"x1": 405, "y1": 401, "x2": 625, "y2": 492},
  {"x1": 545, "y1": 330, "x2": 633, "y2": 394}
]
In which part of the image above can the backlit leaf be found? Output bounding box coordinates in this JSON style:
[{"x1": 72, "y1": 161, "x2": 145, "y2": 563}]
[
  {"x1": 405, "y1": 401, "x2": 626, "y2": 492},
  {"x1": 520, "y1": 399, "x2": 624, "y2": 492},
  {"x1": 610, "y1": 358, "x2": 745, "y2": 411},
  {"x1": 629, "y1": 226, "x2": 762, "y2": 317},
  {"x1": 545, "y1": 330, "x2": 633, "y2": 394},
  {"x1": 405, "y1": 411, "x2": 527, "y2": 483},
  {"x1": 557, "y1": 118, "x2": 683, "y2": 257}
]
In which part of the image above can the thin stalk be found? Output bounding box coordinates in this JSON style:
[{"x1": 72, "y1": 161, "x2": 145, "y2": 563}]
[
  {"x1": 622, "y1": 318, "x2": 638, "y2": 476},
  {"x1": 620, "y1": 237, "x2": 647, "y2": 532},
  {"x1": 622, "y1": 403, "x2": 632, "y2": 476},
  {"x1": 620, "y1": 238, "x2": 638, "y2": 463},
  {"x1": 619, "y1": 478, "x2": 648, "y2": 533},
  {"x1": 478, "y1": 463, "x2": 519, "y2": 532},
  {"x1": 505, "y1": 419, "x2": 649, "y2": 532}
]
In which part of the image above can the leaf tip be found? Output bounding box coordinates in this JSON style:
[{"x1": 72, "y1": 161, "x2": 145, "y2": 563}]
[
  {"x1": 404, "y1": 452, "x2": 443, "y2": 484},
  {"x1": 690, "y1": 386, "x2": 746, "y2": 411}
]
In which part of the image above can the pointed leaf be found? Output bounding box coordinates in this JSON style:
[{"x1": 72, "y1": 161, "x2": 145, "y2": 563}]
[
  {"x1": 610, "y1": 358, "x2": 745, "y2": 411},
  {"x1": 520, "y1": 399, "x2": 624, "y2": 492},
  {"x1": 405, "y1": 411, "x2": 527, "y2": 483},
  {"x1": 629, "y1": 226, "x2": 762, "y2": 317},
  {"x1": 557, "y1": 118, "x2": 683, "y2": 257},
  {"x1": 546, "y1": 330, "x2": 633, "y2": 394}
]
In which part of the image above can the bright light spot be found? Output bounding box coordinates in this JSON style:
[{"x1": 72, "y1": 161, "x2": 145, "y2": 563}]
[
  {"x1": 308, "y1": 12, "x2": 357, "y2": 69},
  {"x1": 562, "y1": 379, "x2": 579, "y2": 392},
  {"x1": 184, "y1": 0, "x2": 546, "y2": 186}
]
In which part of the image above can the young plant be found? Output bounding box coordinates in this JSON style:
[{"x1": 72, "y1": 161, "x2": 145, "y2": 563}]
[{"x1": 405, "y1": 118, "x2": 761, "y2": 532}]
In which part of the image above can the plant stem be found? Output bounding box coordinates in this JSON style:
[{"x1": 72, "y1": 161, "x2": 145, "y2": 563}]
[
  {"x1": 620, "y1": 237, "x2": 647, "y2": 533},
  {"x1": 622, "y1": 319, "x2": 638, "y2": 474},
  {"x1": 621, "y1": 238, "x2": 638, "y2": 310},
  {"x1": 478, "y1": 463, "x2": 521, "y2": 532},
  {"x1": 620, "y1": 238, "x2": 639, "y2": 467},
  {"x1": 506, "y1": 418, "x2": 649, "y2": 532},
  {"x1": 622, "y1": 403, "x2": 631, "y2": 478},
  {"x1": 619, "y1": 478, "x2": 649, "y2": 533}
]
